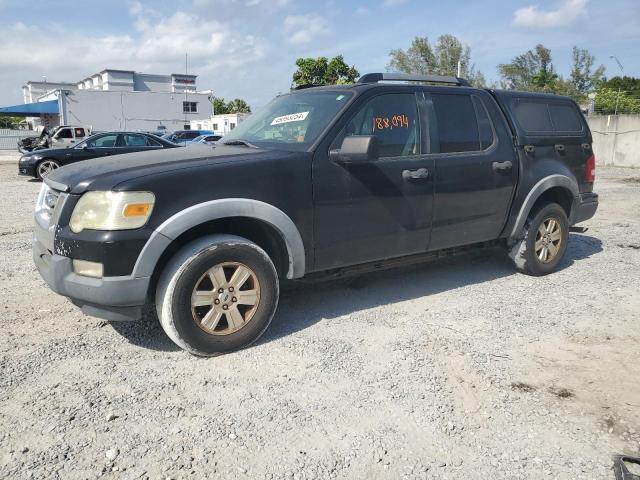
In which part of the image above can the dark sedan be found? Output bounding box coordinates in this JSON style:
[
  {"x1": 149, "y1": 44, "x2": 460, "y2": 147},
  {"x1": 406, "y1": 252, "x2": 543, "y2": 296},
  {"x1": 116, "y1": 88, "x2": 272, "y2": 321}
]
[{"x1": 18, "y1": 132, "x2": 179, "y2": 179}]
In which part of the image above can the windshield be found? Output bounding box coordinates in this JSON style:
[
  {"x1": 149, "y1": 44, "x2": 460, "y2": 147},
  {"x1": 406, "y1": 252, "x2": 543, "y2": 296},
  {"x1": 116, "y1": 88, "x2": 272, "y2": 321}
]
[{"x1": 222, "y1": 90, "x2": 353, "y2": 151}]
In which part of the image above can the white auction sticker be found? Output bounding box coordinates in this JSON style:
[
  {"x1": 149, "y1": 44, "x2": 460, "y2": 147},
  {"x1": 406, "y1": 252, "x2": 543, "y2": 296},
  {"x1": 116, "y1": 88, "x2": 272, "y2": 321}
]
[{"x1": 270, "y1": 111, "x2": 309, "y2": 126}]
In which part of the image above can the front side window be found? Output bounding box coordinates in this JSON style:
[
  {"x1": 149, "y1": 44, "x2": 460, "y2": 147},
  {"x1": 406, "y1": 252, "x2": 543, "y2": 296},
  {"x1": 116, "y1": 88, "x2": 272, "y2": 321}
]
[
  {"x1": 56, "y1": 128, "x2": 73, "y2": 139},
  {"x1": 334, "y1": 93, "x2": 419, "y2": 158},
  {"x1": 222, "y1": 90, "x2": 353, "y2": 151}
]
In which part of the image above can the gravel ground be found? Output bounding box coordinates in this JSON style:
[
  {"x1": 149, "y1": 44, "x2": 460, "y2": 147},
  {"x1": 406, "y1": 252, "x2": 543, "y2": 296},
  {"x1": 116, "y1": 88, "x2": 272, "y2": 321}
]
[{"x1": 0, "y1": 164, "x2": 639, "y2": 479}]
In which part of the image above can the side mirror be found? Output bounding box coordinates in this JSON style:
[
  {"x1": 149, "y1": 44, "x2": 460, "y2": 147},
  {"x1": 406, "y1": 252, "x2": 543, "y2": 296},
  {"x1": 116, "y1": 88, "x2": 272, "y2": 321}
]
[{"x1": 330, "y1": 135, "x2": 379, "y2": 165}]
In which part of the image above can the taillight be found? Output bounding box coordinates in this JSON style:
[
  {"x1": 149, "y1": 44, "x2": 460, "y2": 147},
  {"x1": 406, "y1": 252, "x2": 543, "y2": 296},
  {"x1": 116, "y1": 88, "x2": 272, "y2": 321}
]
[{"x1": 585, "y1": 154, "x2": 596, "y2": 183}]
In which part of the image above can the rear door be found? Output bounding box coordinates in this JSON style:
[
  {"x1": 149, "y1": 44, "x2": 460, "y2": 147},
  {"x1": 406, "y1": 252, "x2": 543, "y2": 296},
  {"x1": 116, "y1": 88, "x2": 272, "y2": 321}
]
[
  {"x1": 425, "y1": 89, "x2": 517, "y2": 250},
  {"x1": 72, "y1": 127, "x2": 86, "y2": 144}
]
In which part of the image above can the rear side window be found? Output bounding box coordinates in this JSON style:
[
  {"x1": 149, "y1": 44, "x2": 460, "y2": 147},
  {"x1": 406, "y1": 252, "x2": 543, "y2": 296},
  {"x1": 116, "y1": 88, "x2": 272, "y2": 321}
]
[
  {"x1": 123, "y1": 134, "x2": 147, "y2": 146},
  {"x1": 510, "y1": 98, "x2": 583, "y2": 135},
  {"x1": 548, "y1": 103, "x2": 583, "y2": 132},
  {"x1": 431, "y1": 94, "x2": 480, "y2": 153}
]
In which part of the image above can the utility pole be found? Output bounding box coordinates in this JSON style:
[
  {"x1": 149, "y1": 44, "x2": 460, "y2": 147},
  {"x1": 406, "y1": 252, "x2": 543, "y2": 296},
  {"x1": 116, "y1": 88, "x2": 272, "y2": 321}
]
[
  {"x1": 608, "y1": 55, "x2": 625, "y2": 166},
  {"x1": 609, "y1": 55, "x2": 624, "y2": 116}
]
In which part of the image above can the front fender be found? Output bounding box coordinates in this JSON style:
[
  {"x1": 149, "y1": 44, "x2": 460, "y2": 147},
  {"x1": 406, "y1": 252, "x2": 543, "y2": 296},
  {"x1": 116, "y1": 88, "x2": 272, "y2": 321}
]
[{"x1": 130, "y1": 198, "x2": 306, "y2": 279}]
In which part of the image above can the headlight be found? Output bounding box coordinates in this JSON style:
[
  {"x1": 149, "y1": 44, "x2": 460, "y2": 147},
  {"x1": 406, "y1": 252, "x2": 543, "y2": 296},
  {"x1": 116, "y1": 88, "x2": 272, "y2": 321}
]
[
  {"x1": 23, "y1": 154, "x2": 41, "y2": 162},
  {"x1": 69, "y1": 191, "x2": 155, "y2": 233}
]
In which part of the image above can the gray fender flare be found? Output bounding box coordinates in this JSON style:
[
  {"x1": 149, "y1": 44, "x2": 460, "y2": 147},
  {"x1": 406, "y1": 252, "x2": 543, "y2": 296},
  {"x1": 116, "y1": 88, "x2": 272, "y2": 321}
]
[
  {"x1": 509, "y1": 174, "x2": 579, "y2": 240},
  {"x1": 131, "y1": 198, "x2": 306, "y2": 279}
]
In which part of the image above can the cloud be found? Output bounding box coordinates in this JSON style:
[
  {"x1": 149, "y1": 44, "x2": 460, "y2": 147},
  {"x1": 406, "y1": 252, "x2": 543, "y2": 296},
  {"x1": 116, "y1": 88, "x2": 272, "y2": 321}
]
[
  {"x1": 355, "y1": 7, "x2": 370, "y2": 16},
  {"x1": 382, "y1": 0, "x2": 408, "y2": 6},
  {"x1": 513, "y1": 0, "x2": 588, "y2": 28},
  {"x1": 0, "y1": 10, "x2": 264, "y2": 71},
  {"x1": 283, "y1": 14, "x2": 329, "y2": 45}
]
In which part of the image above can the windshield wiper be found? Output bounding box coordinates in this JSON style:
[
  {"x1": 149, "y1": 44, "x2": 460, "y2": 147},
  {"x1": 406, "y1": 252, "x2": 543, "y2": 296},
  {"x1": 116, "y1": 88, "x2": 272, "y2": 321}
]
[{"x1": 222, "y1": 139, "x2": 258, "y2": 148}]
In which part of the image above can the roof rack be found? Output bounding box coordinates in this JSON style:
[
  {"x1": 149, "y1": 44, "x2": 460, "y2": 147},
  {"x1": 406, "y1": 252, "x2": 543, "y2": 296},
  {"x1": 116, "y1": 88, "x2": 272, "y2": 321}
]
[{"x1": 357, "y1": 73, "x2": 471, "y2": 87}]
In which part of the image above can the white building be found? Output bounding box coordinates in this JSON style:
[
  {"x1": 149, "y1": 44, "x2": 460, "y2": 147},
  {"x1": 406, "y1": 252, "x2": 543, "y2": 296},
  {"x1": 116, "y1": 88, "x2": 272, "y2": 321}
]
[
  {"x1": 191, "y1": 113, "x2": 249, "y2": 136},
  {"x1": 9, "y1": 68, "x2": 212, "y2": 132}
]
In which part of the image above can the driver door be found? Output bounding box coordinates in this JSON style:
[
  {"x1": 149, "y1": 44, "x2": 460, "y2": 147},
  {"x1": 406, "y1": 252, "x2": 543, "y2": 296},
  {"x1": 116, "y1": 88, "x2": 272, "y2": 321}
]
[
  {"x1": 312, "y1": 91, "x2": 434, "y2": 270},
  {"x1": 63, "y1": 133, "x2": 120, "y2": 165}
]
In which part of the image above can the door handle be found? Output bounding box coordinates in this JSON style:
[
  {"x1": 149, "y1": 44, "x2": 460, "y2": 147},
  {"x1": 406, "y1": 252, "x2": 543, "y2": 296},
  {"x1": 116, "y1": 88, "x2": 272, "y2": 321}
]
[
  {"x1": 402, "y1": 168, "x2": 429, "y2": 181},
  {"x1": 492, "y1": 161, "x2": 513, "y2": 173}
]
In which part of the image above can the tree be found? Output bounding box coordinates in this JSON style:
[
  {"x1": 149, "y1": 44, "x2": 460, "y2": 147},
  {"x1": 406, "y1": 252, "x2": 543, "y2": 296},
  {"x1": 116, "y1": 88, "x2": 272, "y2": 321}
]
[
  {"x1": 213, "y1": 98, "x2": 229, "y2": 115},
  {"x1": 569, "y1": 47, "x2": 605, "y2": 100},
  {"x1": 212, "y1": 97, "x2": 251, "y2": 115},
  {"x1": 226, "y1": 99, "x2": 251, "y2": 114},
  {"x1": 498, "y1": 44, "x2": 558, "y2": 92},
  {"x1": 291, "y1": 55, "x2": 359, "y2": 87},
  {"x1": 593, "y1": 87, "x2": 640, "y2": 115},
  {"x1": 600, "y1": 76, "x2": 640, "y2": 96},
  {"x1": 387, "y1": 35, "x2": 486, "y2": 87},
  {"x1": 0, "y1": 116, "x2": 24, "y2": 129}
]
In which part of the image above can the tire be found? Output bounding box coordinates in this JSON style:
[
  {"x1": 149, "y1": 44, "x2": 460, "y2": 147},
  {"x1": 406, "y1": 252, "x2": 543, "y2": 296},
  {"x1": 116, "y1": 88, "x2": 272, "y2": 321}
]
[
  {"x1": 36, "y1": 159, "x2": 61, "y2": 179},
  {"x1": 508, "y1": 202, "x2": 569, "y2": 276},
  {"x1": 156, "y1": 234, "x2": 279, "y2": 356}
]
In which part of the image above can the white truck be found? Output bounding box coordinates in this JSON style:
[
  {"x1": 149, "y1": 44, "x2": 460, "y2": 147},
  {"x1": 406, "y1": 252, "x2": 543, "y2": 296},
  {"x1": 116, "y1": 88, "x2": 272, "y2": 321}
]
[{"x1": 18, "y1": 125, "x2": 92, "y2": 152}]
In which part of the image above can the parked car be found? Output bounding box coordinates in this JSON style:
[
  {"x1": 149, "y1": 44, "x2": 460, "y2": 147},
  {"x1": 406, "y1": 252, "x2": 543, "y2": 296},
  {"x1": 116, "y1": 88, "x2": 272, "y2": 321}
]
[
  {"x1": 18, "y1": 125, "x2": 91, "y2": 153},
  {"x1": 19, "y1": 131, "x2": 178, "y2": 179},
  {"x1": 162, "y1": 130, "x2": 214, "y2": 145},
  {"x1": 33, "y1": 72, "x2": 598, "y2": 356},
  {"x1": 189, "y1": 134, "x2": 223, "y2": 145}
]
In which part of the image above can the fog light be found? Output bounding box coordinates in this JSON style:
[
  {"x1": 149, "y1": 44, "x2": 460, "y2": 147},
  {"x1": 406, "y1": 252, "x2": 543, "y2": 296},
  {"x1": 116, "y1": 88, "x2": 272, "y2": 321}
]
[{"x1": 72, "y1": 259, "x2": 103, "y2": 278}]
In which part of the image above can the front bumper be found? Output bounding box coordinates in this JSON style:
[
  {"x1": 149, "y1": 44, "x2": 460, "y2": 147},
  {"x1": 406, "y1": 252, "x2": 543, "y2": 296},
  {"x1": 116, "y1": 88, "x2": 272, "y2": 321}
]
[
  {"x1": 18, "y1": 163, "x2": 36, "y2": 177},
  {"x1": 572, "y1": 192, "x2": 598, "y2": 225},
  {"x1": 33, "y1": 238, "x2": 149, "y2": 321},
  {"x1": 32, "y1": 187, "x2": 150, "y2": 322}
]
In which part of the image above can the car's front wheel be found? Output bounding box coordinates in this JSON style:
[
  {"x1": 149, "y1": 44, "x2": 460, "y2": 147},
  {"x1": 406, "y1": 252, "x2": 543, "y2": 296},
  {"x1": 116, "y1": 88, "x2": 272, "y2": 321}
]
[
  {"x1": 156, "y1": 235, "x2": 279, "y2": 356},
  {"x1": 36, "y1": 159, "x2": 61, "y2": 179}
]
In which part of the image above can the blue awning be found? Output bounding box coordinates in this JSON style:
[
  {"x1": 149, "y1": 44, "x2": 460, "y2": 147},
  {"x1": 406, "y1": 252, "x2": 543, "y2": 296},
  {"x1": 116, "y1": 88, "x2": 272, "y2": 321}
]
[{"x1": 0, "y1": 100, "x2": 59, "y2": 116}]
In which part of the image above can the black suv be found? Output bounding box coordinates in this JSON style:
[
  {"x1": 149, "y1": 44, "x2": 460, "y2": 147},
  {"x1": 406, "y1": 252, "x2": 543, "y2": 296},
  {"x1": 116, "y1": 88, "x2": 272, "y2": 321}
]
[{"x1": 33, "y1": 73, "x2": 598, "y2": 356}]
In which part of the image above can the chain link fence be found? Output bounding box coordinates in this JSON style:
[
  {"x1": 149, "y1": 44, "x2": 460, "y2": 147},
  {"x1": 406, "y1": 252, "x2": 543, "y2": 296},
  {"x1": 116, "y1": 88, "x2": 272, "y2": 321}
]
[{"x1": 0, "y1": 129, "x2": 37, "y2": 150}]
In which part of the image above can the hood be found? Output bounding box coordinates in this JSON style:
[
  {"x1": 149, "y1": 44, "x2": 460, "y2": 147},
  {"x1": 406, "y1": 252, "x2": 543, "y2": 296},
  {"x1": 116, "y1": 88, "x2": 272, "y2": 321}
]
[
  {"x1": 45, "y1": 144, "x2": 271, "y2": 194},
  {"x1": 22, "y1": 146, "x2": 69, "y2": 158}
]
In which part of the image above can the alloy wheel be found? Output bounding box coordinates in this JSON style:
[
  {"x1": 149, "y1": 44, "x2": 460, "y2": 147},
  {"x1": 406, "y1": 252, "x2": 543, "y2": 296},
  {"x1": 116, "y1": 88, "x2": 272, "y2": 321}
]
[
  {"x1": 190, "y1": 262, "x2": 261, "y2": 335},
  {"x1": 38, "y1": 160, "x2": 59, "y2": 178},
  {"x1": 535, "y1": 218, "x2": 563, "y2": 263}
]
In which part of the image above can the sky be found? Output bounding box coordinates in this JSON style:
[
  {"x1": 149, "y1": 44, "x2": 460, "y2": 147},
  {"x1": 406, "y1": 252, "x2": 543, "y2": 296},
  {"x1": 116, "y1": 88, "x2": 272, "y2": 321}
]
[{"x1": 0, "y1": 0, "x2": 638, "y2": 109}]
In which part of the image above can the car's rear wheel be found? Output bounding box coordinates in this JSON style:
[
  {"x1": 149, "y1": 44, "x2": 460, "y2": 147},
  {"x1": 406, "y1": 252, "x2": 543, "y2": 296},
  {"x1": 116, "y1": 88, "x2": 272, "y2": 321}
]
[
  {"x1": 36, "y1": 159, "x2": 61, "y2": 179},
  {"x1": 156, "y1": 235, "x2": 279, "y2": 356},
  {"x1": 508, "y1": 202, "x2": 569, "y2": 276}
]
